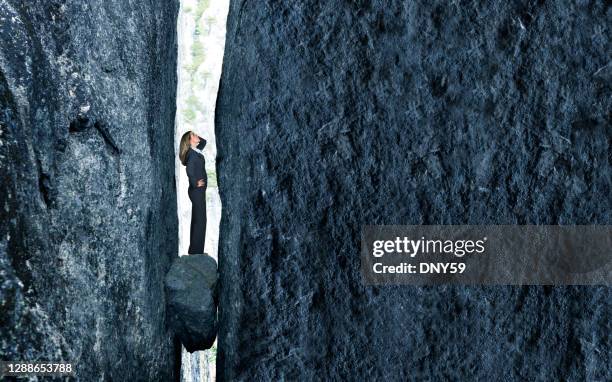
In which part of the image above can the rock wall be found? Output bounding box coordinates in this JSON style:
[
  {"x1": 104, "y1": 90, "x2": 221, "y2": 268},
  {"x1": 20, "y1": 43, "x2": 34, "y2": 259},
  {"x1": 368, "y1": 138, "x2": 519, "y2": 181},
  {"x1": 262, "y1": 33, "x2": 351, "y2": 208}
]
[
  {"x1": 0, "y1": 0, "x2": 180, "y2": 380},
  {"x1": 215, "y1": 1, "x2": 610, "y2": 380}
]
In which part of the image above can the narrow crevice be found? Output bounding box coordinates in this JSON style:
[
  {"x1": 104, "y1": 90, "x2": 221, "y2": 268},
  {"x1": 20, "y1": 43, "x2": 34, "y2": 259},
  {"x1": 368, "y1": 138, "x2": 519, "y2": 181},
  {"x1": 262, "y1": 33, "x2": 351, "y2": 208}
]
[{"x1": 174, "y1": 0, "x2": 229, "y2": 380}]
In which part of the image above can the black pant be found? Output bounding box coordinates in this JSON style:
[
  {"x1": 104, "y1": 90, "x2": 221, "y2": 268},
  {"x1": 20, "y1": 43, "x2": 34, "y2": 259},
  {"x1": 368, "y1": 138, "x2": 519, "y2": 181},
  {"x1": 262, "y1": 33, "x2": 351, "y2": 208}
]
[{"x1": 187, "y1": 187, "x2": 206, "y2": 254}]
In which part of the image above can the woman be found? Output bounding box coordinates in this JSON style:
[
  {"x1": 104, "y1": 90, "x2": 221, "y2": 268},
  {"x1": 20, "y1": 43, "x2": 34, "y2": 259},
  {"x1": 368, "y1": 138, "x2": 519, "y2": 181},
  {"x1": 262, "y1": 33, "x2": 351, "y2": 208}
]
[{"x1": 179, "y1": 131, "x2": 207, "y2": 255}]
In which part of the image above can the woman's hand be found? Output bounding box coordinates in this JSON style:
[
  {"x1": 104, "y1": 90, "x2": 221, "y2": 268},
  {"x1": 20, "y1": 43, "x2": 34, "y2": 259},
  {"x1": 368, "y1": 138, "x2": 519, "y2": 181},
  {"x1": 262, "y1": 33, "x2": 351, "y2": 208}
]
[{"x1": 197, "y1": 179, "x2": 205, "y2": 187}]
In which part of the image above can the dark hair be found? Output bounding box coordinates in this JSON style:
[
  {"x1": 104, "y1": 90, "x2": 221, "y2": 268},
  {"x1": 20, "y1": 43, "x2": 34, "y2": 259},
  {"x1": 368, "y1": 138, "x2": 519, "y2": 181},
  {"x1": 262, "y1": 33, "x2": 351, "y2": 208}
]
[{"x1": 179, "y1": 131, "x2": 192, "y2": 166}]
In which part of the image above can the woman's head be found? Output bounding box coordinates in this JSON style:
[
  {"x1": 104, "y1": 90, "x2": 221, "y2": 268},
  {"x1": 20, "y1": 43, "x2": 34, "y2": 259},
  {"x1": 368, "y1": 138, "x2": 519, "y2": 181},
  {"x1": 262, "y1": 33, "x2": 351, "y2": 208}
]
[{"x1": 179, "y1": 131, "x2": 199, "y2": 165}]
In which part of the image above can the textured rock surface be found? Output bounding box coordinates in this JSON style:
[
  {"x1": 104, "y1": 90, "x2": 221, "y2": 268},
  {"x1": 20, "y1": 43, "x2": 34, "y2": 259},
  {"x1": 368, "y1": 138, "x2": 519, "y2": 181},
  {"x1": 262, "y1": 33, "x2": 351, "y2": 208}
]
[
  {"x1": 215, "y1": 1, "x2": 610, "y2": 380},
  {"x1": 0, "y1": 1, "x2": 180, "y2": 380},
  {"x1": 166, "y1": 254, "x2": 218, "y2": 353}
]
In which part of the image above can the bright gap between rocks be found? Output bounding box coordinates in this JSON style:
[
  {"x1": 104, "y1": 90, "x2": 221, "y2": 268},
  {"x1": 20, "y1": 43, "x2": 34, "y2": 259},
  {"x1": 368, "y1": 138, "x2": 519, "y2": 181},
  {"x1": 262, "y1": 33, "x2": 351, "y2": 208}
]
[{"x1": 174, "y1": 0, "x2": 229, "y2": 381}]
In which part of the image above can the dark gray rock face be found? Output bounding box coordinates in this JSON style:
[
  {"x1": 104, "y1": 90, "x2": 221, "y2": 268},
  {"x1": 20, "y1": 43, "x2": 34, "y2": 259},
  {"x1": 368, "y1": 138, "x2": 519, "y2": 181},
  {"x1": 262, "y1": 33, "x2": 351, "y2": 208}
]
[
  {"x1": 0, "y1": 1, "x2": 180, "y2": 380},
  {"x1": 165, "y1": 254, "x2": 218, "y2": 352},
  {"x1": 215, "y1": 1, "x2": 610, "y2": 380}
]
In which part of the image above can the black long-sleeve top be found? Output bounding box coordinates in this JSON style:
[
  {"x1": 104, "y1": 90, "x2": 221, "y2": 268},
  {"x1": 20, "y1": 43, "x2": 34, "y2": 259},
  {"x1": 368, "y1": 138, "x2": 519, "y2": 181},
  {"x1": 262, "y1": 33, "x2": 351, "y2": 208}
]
[{"x1": 186, "y1": 138, "x2": 207, "y2": 190}]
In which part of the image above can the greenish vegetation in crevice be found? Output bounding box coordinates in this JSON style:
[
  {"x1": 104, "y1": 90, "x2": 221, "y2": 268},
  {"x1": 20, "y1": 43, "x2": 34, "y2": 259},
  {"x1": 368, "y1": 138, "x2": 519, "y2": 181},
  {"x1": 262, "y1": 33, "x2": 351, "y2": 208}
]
[{"x1": 180, "y1": 0, "x2": 220, "y2": 188}]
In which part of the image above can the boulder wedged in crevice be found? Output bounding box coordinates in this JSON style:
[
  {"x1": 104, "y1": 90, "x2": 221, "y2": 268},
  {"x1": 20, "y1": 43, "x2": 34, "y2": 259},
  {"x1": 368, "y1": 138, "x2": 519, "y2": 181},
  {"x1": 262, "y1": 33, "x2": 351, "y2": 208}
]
[{"x1": 165, "y1": 254, "x2": 218, "y2": 352}]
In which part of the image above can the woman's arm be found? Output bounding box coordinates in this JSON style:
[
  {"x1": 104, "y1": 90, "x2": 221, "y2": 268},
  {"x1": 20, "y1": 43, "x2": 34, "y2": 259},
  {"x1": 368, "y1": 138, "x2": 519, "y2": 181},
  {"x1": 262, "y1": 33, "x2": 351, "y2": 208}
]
[
  {"x1": 186, "y1": 156, "x2": 199, "y2": 188},
  {"x1": 196, "y1": 136, "x2": 207, "y2": 150}
]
